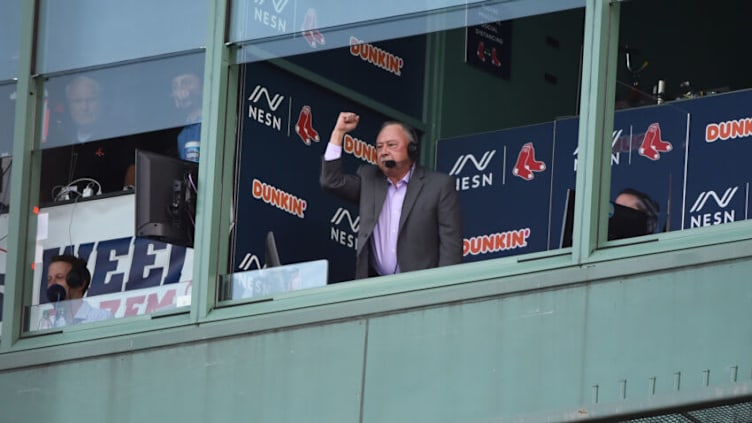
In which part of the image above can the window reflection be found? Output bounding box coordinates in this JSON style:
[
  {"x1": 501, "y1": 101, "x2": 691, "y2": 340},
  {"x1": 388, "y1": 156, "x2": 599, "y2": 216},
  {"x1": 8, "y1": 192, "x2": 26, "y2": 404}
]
[
  {"x1": 26, "y1": 54, "x2": 204, "y2": 332},
  {"x1": 38, "y1": 53, "x2": 204, "y2": 205},
  {"x1": 0, "y1": 0, "x2": 21, "y2": 80},
  {"x1": 37, "y1": 0, "x2": 208, "y2": 73},
  {"x1": 228, "y1": 7, "x2": 586, "y2": 285},
  {"x1": 608, "y1": 0, "x2": 752, "y2": 239}
]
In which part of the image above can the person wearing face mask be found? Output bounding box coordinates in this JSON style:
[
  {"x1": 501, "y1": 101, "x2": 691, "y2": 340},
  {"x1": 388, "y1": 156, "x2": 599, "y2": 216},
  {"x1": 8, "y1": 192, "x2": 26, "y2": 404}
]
[
  {"x1": 320, "y1": 111, "x2": 463, "y2": 279},
  {"x1": 46, "y1": 254, "x2": 113, "y2": 326}
]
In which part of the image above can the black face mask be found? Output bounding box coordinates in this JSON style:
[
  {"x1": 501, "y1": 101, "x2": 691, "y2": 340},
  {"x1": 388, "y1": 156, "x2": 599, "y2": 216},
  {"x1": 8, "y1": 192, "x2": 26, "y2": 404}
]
[{"x1": 47, "y1": 284, "x2": 67, "y2": 303}]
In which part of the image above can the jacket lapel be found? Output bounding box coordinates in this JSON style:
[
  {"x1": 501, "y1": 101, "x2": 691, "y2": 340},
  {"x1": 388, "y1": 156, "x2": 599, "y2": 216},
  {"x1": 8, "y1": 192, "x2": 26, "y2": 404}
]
[
  {"x1": 398, "y1": 166, "x2": 424, "y2": 234},
  {"x1": 370, "y1": 171, "x2": 388, "y2": 234}
]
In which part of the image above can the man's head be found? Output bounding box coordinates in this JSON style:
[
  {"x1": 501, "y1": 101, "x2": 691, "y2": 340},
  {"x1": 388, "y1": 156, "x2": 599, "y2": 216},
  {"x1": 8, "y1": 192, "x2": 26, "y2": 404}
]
[
  {"x1": 614, "y1": 188, "x2": 660, "y2": 233},
  {"x1": 375, "y1": 122, "x2": 418, "y2": 178},
  {"x1": 47, "y1": 254, "x2": 91, "y2": 300},
  {"x1": 171, "y1": 72, "x2": 203, "y2": 115},
  {"x1": 65, "y1": 76, "x2": 101, "y2": 130}
]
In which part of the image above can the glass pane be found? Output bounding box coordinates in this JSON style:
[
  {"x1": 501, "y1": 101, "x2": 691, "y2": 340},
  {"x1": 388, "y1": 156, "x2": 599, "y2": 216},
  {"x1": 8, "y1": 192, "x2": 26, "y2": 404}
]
[
  {"x1": 232, "y1": 0, "x2": 584, "y2": 63},
  {"x1": 607, "y1": 0, "x2": 752, "y2": 241},
  {"x1": 25, "y1": 195, "x2": 195, "y2": 332},
  {"x1": 37, "y1": 0, "x2": 208, "y2": 73},
  {"x1": 224, "y1": 5, "x2": 586, "y2": 288},
  {"x1": 0, "y1": 0, "x2": 22, "y2": 80},
  {"x1": 219, "y1": 260, "x2": 328, "y2": 302},
  {"x1": 38, "y1": 53, "x2": 204, "y2": 203},
  {"x1": 0, "y1": 82, "x2": 14, "y2": 334},
  {"x1": 25, "y1": 53, "x2": 205, "y2": 332}
]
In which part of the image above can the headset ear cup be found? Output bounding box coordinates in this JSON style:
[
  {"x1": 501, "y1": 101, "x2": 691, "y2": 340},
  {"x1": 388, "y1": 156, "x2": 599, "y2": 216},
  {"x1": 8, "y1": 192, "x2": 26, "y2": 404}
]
[
  {"x1": 66, "y1": 268, "x2": 83, "y2": 288},
  {"x1": 408, "y1": 141, "x2": 419, "y2": 161}
]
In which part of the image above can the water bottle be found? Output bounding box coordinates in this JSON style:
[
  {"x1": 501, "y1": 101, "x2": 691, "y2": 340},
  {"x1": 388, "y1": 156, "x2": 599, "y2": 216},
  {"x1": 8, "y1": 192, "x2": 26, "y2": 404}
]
[
  {"x1": 38, "y1": 309, "x2": 53, "y2": 330},
  {"x1": 54, "y1": 304, "x2": 67, "y2": 328},
  {"x1": 184, "y1": 141, "x2": 200, "y2": 162}
]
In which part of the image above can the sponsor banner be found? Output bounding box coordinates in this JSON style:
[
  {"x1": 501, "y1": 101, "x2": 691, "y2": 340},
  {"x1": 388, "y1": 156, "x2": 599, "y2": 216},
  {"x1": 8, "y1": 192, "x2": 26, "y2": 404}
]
[
  {"x1": 551, "y1": 105, "x2": 688, "y2": 239},
  {"x1": 0, "y1": 193, "x2": 193, "y2": 330},
  {"x1": 465, "y1": 8, "x2": 512, "y2": 80},
  {"x1": 441, "y1": 100, "x2": 692, "y2": 255},
  {"x1": 285, "y1": 33, "x2": 426, "y2": 120},
  {"x1": 235, "y1": 61, "x2": 394, "y2": 283},
  {"x1": 673, "y1": 90, "x2": 752, "y2": 228},
  {"x1": 436, "y1": 122, "x2": 554, "y2": 261},
  {"x1": 32, "y1": 194, "x2": 193, "y2": 304}
]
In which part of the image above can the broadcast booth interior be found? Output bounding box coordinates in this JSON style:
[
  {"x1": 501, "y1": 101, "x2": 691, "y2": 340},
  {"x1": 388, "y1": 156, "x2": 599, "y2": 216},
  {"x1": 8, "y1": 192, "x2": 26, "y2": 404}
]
[
  {"x1": 135, "y1": 149, "x2": 199, "y2": 248},
  {"x1": 560, "y1": 189, "x2": 656, "y2": 248}
]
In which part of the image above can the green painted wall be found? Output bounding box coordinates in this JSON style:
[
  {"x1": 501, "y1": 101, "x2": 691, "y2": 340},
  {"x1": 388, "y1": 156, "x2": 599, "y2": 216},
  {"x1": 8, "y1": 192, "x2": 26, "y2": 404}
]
[
  {"x1": 439, "y1": 9, "x2": 585, "y2": 139},
  {"x1": 1, "y1": 240, "x2": 751, "y2": 422}
]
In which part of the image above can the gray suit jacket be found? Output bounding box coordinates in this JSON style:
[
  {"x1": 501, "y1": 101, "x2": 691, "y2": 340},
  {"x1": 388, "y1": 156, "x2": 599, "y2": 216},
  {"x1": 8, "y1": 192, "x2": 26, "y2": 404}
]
[{"x1": 321, "y1": 158, "x2": 463, "y2": 279}]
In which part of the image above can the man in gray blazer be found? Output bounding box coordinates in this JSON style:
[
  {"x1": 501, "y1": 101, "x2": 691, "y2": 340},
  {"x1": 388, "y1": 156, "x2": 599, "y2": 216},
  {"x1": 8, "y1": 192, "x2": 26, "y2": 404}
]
[{"x1": 320, "y1": 112, "x2": 463, "y2": 279}]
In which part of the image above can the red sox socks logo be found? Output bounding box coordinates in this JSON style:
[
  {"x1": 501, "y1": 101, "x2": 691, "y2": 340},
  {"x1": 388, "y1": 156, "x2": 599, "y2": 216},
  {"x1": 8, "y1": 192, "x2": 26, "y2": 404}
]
[
  {"x1": 638, "y1": 122, "x2": 672, "y2": 160},
  {"x1": 295, "y1": 105, "x2": 320, "y2": 145},
  {"x1": 301, "y1": 8, "x2": 325, "y2": 48},
  {"x1": 512, "y1": 142, "x2": 546, "y2": 181},
  {"x1": 475, "y1": 41, "x2": 501, "y2": 67}
]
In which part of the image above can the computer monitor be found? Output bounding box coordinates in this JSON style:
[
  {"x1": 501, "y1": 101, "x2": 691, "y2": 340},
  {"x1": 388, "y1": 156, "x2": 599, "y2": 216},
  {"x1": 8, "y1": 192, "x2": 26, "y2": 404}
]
[
  {"x1": 559, "y1": 189, "x2": 653, "y2": 248},
  {"x1": 264, "y1": 231, "x2": 282, "y2": 268},
  {"x1": 135, "y1": 149, "x2": 198, "y2": 248}
]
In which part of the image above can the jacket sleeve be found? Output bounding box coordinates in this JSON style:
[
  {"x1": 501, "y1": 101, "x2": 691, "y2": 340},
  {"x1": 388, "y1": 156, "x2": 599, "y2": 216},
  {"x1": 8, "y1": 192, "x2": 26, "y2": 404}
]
[
  {"x1": 320, "y1": 157, "x2": 361, "y2": 205},
  {"x1": 437, "y1": 175, "x2": 464, "y2": 266}
]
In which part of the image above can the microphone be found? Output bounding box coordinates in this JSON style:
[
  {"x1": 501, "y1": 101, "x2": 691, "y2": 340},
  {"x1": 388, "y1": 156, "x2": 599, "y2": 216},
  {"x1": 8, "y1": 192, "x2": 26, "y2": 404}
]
[
  {"x1": 46, "y1": 284, "x2": 67, "y2": 327},
  {"x1": 384, "y1": 160, "x2": 396, "y2": 168},
  {"x1": 46, "y1": 284, "x2": 67, "y2": 303}
]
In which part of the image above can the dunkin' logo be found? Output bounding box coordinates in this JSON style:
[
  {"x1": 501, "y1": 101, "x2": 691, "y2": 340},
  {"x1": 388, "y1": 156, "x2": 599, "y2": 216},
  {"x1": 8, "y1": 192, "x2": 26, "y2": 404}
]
[
  {"x1": 343, "y1": 134, "x2": 377, "y2": 165},
  {"x1": 706, "y1": 117, "x2": 752, "y2": 143},
  {"x1": 251, "y1": 178, "x2": 307, "y2": 218},
  {"x1": 463, "y1": 228, "x2": 531, "y2": 256},
  {"x1": 349, "y1": 36, "x2": 404, "y2": 76}
]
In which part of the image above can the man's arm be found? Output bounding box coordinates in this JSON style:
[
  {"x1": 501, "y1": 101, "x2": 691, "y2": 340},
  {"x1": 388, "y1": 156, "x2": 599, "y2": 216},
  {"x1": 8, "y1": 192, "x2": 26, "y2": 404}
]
[
  {"x1": 319, "y1": 112, "x2": 362, "y2": 204},
  {"x1": 437, "y1": 176, "x2": 464, "y2": 266}
]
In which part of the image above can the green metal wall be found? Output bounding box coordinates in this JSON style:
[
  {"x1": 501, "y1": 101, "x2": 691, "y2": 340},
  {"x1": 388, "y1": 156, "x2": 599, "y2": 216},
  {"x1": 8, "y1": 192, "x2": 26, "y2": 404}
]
[{"x1": 1, "y1": 239, "x2": 751, "y2": 422}]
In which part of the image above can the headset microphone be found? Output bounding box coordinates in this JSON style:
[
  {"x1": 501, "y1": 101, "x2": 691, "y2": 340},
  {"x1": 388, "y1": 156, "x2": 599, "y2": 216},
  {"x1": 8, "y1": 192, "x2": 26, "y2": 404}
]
[
  {"x1": 46, "y1": 284, "x2": 67, "y2": 303},
  {"x1": 384, "y1": 160, "x2": 396, "y2": 168}
]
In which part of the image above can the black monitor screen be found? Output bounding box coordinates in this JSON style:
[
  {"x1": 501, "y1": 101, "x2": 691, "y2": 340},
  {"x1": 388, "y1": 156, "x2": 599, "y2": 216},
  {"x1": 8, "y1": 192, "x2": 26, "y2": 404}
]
[
  {"x1": 265, "y1": 231, "x2": 282, "y2": 268},
  {"x1": 135, "y1": 149, "x2": 198, "y2": 248}
]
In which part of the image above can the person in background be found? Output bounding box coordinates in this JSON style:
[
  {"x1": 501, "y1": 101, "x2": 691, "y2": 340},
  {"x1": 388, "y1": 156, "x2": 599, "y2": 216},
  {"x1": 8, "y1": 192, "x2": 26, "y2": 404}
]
[
  {"x1": 612, "y1": 187, "x2": 661, "y2": 237},
  {"x1": 320, "y1": 111, "x2": 463, "y2": 279},
  {"x1": 62, "y1": 75, "x2": 104, "y2": 143},
  {"x1": 171, "y1": 72, "x2": 203, "y2": 162},
  {"x1": 46, "y1": 254, "x2": 113, "y2": 326}
]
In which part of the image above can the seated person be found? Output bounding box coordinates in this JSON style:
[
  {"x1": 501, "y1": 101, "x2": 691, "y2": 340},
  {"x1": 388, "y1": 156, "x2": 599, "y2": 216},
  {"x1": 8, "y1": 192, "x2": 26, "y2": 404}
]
[
  {"x1": 46, "y1": 254, "x2": 113, "y2": 325},
  {"x1": 611, "y1": 188, "x2": 660, "y2": 239}
]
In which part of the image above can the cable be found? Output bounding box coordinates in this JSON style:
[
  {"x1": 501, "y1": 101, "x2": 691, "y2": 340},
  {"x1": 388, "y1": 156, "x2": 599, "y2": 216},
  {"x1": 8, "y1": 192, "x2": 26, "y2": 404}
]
[{"x1": 53, "y1": 178, "x2": 103, "y2": 202}]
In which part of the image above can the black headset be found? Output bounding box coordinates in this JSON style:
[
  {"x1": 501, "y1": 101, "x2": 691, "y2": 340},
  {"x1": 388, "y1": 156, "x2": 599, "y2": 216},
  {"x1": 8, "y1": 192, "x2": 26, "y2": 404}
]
[
  {"x1": 382, "y1": 121, "x2": 420, "y2": 162},
  {"x1": 52, "y1": 255, "x2": 91, "y2": 292},
  {"x1": 405, "y1": 125, "x2": 419, "y2": 161}
]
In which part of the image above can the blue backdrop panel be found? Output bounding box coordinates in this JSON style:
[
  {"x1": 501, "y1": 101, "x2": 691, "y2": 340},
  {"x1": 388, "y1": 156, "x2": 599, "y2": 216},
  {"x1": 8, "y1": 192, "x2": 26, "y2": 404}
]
[
  {"x1": 673, "y1": 90, "x2": 752, "y2": 229},
  {"x1": 436, "y1": 123, "x2": 555, "y2": 262},
  {"x1": 235, "y1": 61, "x2": 397, "y2": 283},
  {"x1": 551, "y1": 106, "x2": 688, "y2": 241},
  {"x1": 286, "y1": 34, "x2": 426, "y2": 120},
  {"x1": 440, "y1": 103, "x2": 691, "y2": 257}
]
